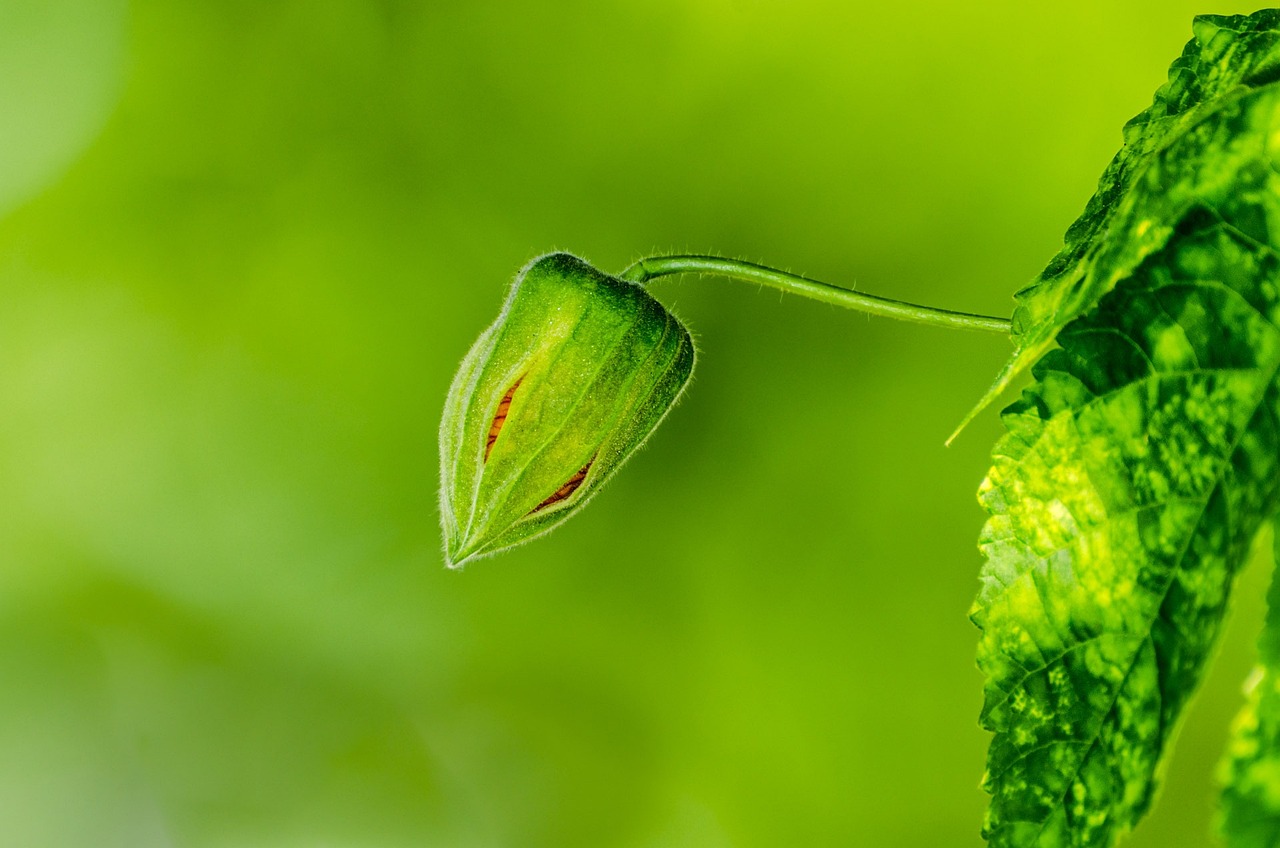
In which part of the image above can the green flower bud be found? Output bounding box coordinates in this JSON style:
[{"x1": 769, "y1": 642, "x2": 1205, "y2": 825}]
[{"x1": 439, "y1": 252, "x2": 695, "y2": 568}]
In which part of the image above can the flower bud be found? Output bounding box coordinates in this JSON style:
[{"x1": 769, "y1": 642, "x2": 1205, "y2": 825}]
[{"x1": 439, "y1": 252, "x2": 695, "y2": 567}]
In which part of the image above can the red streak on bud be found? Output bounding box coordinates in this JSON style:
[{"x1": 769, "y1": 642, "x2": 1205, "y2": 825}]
[
  {"x1": 531, "y1": 455, "x2": 596, "y2": 513},
  {"x1": 484, "y1": 377, "x2": 523, "y2": 461}
]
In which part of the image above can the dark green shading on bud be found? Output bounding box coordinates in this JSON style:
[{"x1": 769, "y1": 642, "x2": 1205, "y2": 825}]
[{"x1": 439, "y1": 252, "x2": 694, "y2": 568}]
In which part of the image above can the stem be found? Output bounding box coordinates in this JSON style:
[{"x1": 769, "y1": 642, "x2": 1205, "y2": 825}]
[{"x1": 619, "y1": 255, "x2": 1011, "y2": 336}]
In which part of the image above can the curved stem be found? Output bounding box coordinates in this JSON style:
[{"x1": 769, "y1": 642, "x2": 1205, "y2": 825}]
[{"x1": 619, "y1": 255, "x2": 1011, "y2": 336}]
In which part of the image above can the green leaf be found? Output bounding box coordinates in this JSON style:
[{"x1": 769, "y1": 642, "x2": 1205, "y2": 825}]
[
  {"x1": 1219, "y1": 527, "x2": 1280, "y2": 847},
  {"x1": 956, "y1": 10, "x2": 1280, "y2": 437},
  {"x1": 974, "y1": 11, "x2": 1280, "y2": 847}
]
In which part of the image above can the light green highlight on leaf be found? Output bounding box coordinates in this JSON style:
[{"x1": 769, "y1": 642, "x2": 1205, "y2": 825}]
[{"x1": 975, "y1": 10, "x2": 1280, "y2": 847}]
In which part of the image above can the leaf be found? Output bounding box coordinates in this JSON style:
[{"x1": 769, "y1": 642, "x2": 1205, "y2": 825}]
[
  {"x1": 974, "y1": 11, "x2": 1280, "y2": 847},
  {"x1": 953, "y1": 10, "x2": 1280, "y2": 440},
  {"x1": 1219, "y1": 526, "x2": 1280, "y2": 847}
]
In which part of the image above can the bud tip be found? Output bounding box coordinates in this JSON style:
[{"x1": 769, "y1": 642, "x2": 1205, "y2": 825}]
[{"x1": 444, "y1": 535, "x2": 482, "y2": 570}]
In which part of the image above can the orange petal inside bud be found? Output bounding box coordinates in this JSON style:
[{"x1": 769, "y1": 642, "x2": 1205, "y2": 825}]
[
  {"x1": 531, "y1": 455, "x2": 596, "y2": 514},
  {"x1": 484, "y1": 376, "x2": 523, "y2": 462}
]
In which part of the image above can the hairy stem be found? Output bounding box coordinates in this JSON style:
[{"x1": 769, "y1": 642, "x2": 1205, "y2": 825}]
[{"x1": 619, "y1": 255, "x2": 1011, "y2": 336}]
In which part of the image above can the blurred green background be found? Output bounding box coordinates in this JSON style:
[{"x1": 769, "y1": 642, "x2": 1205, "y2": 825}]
[{"x1": 1, "y1": 1, "x2": 1275, "y2": 845}]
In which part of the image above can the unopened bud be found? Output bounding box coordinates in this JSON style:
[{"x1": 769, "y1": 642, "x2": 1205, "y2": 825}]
[{"x1": 439, "y1": 252, "x2": 695, "y2": 567}]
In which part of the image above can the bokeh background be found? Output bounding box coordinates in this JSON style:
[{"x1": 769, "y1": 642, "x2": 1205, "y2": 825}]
[{"x1": 1, "y1": 1, "x2": 1276, "y2": 845}]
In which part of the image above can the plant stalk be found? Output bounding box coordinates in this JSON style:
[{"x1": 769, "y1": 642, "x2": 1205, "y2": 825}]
[{"x1": 619, "y1": 255, "x2": 1011, "y2": 336}]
